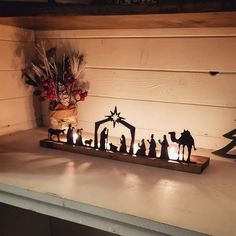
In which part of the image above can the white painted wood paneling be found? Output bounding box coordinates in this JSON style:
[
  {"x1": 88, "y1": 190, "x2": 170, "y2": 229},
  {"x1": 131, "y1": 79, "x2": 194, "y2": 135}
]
[
  {"x1": 0, "y1": 119, "x2": 39, "y2": 137},
  {"x1": 0, "y1": 96, "x2": 40, "y2": 135},
  {"x1": 0, "y1": 71, "x2": 33, "y2": 100},
  {"x1": 43, "y1": 36, "x2": 236, "y2": 72},
  {"x1": 0, "y1": 40, "x2": 34, "y2": 70},
  {"x1": 84, "y1": 68, "x2": 236, "y2": 108},
  {"x1": 0, "y1": 24, "x2": 38, "y2": 136},
  {"x1": 0, "y1": 24, "x2": 35, "y2": 42},
  {"x1": 0, "y1": 96, "x2": 35, "y2": 125}
]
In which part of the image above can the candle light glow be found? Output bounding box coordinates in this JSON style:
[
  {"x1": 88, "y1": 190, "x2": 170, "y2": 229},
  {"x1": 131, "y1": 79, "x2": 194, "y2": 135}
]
[
  {"x1": 169, "y1": 146, "x2": 178, "y2": 160},
  {"x1": 133, "y1": 143, "x2": 139, "y2": 155},
  {"x1": 73, "y1": 133, "x2": 78, "y2": 144}
]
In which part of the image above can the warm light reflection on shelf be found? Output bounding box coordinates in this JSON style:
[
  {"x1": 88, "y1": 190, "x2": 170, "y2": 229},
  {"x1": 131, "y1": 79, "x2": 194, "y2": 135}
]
[
  {"x1": 78, "y1": 162, "x2": 92, "y2": 172},
  {"x1": 124, "y1": 173, "x2": 141, "y2": 186},
  {"x1": 67, "y1": 161, "x2": 75, "y2": 167}
]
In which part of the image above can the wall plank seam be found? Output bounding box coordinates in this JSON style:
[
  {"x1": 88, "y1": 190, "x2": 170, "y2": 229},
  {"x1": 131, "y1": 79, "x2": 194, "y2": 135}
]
[
  {"x1": 86, "y1": 66, "x2": 236, "y2": 75},
  {"x1": 37, "y1": 35, "x2": 236, "y2": 40},
  {"x1": 0, "y1": 117, "x2": 41, "y2": 129},
  {"x1": 0, "y1": 69, "x2": 23, "y2": 71},
  {"x1": 0, "y1": 95, "x2": 31, "y2": 102},
  {"x1": 0, "y1": 39, "x2": 35, "y2": 43},
  {"x1": 0, "y1": 118, "x2": 41, "y2": 130},
  {"x1": 88, "y1": 94, "x2": 236, "y2": 109}
]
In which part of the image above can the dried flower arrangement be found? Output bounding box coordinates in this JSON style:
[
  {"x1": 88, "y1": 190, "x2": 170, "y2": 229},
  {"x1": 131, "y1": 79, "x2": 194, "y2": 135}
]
[{"x1": 23, "y1": 42, "x2": 89, "y2": 111}]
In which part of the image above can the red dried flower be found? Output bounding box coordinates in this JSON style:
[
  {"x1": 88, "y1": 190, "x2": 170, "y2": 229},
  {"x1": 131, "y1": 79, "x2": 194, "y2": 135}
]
[
  {"x1": 80, "y1": 91, "x2": 88, "y2": 101},
  {"x1": 40, "y1": 76, "x2": 46, "y2": 81}
]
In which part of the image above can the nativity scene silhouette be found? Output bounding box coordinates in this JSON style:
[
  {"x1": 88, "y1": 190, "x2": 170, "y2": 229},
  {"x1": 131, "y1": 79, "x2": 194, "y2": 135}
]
[
  {"x1": 41, "y1": 106, "x2": 211, "y2": 174},
  {"x1": 47, "y1": 106, "x2": 198, "y2": 163},
  {"x1": 94, "y1": 106, "x2": 135, "y2": 154}
]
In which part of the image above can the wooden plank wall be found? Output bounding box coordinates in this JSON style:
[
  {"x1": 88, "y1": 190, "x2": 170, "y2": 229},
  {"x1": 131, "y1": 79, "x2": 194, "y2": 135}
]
[
  {"x1": 0, "y1": 25, "x2": 41, "y2": 136},
  {"x1": 37, "y1": 28, "x2": 236, "y2": 149}
]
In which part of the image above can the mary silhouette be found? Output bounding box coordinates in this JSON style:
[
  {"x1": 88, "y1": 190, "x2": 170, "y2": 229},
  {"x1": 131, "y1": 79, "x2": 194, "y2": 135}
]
[
  {"x1": 119, "y1": 134, "x2": 127, "y2": 153},
  {"x1": 100, "y1": 127, "x2": 108, "y2": 150}
]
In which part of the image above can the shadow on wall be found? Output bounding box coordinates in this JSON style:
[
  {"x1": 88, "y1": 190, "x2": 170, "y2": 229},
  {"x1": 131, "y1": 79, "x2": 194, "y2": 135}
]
[{"x1": 12, "y1": 28, "x2": 43, "y2": 127}]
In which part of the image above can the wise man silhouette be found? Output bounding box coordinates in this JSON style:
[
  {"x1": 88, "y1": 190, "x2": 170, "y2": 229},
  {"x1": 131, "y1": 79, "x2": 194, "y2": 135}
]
[
  {"x1": 136, "y1": 139, "x2": 146, "y2": 157},
  {"x1": 159, "y1": 135, "x2": 169, "y2": 160}
]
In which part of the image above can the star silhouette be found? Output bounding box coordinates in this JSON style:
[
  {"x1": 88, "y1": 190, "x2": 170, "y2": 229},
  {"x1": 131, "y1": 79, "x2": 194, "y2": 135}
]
[{"x1": 106, "y1": 106, "x2": 125, "y2": 128}]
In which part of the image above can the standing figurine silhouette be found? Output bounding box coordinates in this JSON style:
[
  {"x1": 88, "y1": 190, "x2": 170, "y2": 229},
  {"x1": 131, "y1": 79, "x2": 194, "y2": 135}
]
[
  {"x1": 76, "y1": 128, "x2": 84, "y2": 146},
  {"x1": 67, "y1": 124, "x2": 74, "y2": 144},
  {"x1": 159, "y1": 135, "x2": 169, "y2": 160},
  {"x1": 100, "y1": 127, "x2": 108, "y2": 150},
  {"x1": 147, "y1": 134, "x2": 156, "y2": 158},
  {"x1": 136, "y1": 139, "x2": 146, "y2": 157},
  {"x1": 119, "y1": 134, "x2": 127, "y2": 153}
]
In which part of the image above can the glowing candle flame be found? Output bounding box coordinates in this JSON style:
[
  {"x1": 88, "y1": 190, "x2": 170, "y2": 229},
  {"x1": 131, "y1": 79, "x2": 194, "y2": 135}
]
[
  {"x1": 73, "y1": 133, "x2": 78, "y2": 144},
  {"x1": 169, "y1": 146, "x2": 178, "y2": 160},
  {"x1": 133, "y1": 143, "x2": 139, "y2": 155},
  {"x1": 105, "y1": 143, "x2": 110, "y2": 150}
]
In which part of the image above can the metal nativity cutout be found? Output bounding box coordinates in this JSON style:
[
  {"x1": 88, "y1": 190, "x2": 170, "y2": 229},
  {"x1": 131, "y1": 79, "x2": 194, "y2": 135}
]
[
  {"x1": 94, "y1": 106, "x2": 135, "y2": 154},
  {"x1": 40, "y1": 106, "x2": 210, "y2": 174}
]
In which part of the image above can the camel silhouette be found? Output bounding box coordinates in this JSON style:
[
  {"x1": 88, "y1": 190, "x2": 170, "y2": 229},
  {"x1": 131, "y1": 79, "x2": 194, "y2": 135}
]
[{"x1": 169, "y1": 130, "x2": 196, "y2": 162}]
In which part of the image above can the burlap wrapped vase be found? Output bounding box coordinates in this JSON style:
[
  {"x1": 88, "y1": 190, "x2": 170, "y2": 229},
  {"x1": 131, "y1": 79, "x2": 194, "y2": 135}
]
[{"x1": 49, "y1": 105, "x2": 77, "y2": 130}]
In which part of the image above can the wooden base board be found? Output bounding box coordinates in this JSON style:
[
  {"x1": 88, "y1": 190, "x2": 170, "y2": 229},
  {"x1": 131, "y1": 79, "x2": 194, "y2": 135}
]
[{"x1": 40, "y1": 139, "x2": 210, "y2": 174}]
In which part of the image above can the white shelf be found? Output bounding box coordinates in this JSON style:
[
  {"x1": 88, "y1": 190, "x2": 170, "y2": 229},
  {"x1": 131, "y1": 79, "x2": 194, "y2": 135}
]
[{"x1": 0, "y1": 128, "x2": 235, "y2": 236}]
